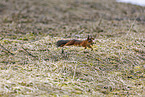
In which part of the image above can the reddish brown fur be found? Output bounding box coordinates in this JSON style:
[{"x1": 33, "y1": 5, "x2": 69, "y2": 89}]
[{"x1": 56, "y1": 35, "x2": 94, "y2": 50}]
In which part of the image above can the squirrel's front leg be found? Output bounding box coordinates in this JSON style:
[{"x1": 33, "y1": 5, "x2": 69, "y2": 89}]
[{"x1": 87, "y1": 45, "x2": 93, "y2": 51}]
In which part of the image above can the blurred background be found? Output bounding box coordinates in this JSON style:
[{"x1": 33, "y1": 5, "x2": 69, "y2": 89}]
[{"x1": 0, "y1": 0, "x2": 145, "y2": 96}]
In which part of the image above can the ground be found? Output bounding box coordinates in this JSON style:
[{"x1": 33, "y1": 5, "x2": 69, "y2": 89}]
[{"x1": 0, "y1": 0, "x2": 145, "y2": 96}]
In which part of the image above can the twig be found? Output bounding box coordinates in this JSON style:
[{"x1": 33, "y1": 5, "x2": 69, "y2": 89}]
[
  {"x1": 22, "y1": 47, "x2": 38, "y2": 58},
  {"x1": 66, "y1": 29, "x2": 85, "y2": 38},
  {"x1": 128, "y1": 16, "x2": 138, "y2": 33},
  {"x1": 73, "y1": 64, "x2": 77, "y2": 80},
  {"x1": 61, "y1": 48, "x2": 64, "y2": 54},
  {"x1": 0, "y1": 44, "x2": 14, "y2": 55},
  {"x1": 98, "y1": 18, "x2": 102, "y2": 26}
]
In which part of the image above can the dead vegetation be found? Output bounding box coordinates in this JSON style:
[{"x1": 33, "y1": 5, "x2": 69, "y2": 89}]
[{"x1": 0, "y1": 0, "x2": 145, "y2": 96}]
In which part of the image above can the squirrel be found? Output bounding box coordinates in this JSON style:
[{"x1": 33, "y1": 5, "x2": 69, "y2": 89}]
[{"x1": 56, "y1": 35, "x2": 94, "y2": 51}]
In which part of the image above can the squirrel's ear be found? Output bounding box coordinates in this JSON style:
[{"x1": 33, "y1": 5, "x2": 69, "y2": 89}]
[{"x1": 87, "y1": 35, "x2": 89, "y2": 40}]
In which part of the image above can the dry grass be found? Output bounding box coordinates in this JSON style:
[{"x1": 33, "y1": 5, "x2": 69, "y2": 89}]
[{"x1": 0, "y1": 0, "x2": 145, "y2": 96}]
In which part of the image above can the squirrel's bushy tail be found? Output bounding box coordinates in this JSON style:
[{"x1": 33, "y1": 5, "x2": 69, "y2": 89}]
[{"x1": 56, "y1": 40, "x2": 70, "y2": 47}]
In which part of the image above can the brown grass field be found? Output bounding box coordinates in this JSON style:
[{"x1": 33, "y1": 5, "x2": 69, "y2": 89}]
[{"x1": 0, "y1": 0, "x2": 145, "y2": 96}]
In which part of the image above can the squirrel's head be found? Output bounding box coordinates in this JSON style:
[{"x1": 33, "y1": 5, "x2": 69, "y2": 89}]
[{"x1": 87, "y1": 35, "x2": 94, "y2": 44}]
